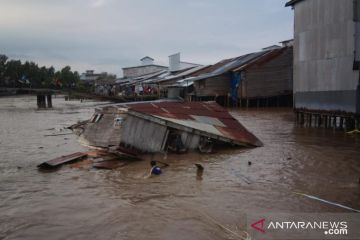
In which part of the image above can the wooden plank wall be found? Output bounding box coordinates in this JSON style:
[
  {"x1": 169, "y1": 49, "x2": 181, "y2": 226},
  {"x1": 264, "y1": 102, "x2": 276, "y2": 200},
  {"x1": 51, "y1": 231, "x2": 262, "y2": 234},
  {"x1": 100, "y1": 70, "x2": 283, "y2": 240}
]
[
  {"x1": 240, "y1": 47, "x2": 293, "y2": 99},
  {"x1": 194, "y1": 74, "x2": 230, "y2": 97},
  {"x1": 82, "y1": 113, "x2": 123, "y2": 147}
]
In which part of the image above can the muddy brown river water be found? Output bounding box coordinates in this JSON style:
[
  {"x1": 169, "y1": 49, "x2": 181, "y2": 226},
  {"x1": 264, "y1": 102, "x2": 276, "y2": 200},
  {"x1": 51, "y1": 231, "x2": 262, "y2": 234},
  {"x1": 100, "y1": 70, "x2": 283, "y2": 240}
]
[{"x1": 0, "y1": 95, "x2": 359, "y2": 240}]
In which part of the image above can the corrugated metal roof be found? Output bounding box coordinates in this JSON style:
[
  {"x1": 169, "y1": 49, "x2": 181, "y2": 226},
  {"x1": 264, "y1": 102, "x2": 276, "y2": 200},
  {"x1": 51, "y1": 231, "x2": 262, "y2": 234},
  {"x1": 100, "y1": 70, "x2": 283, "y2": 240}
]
[
  {"x1": 285, "y1": 0, "x2": 305, "y2": 7},
  {"x1": 163, "y1": 65, "x2": 209, "y2": 81},
  {"x1": 232, "y1": 47, "x2": 290, "y2": 72},
  {"x1": 145, "y1": 65, "x2": 209, "y2": 84},
  {"x1": 182, "y1": 50, "x2": 271, "y2": 82},
  {"x1": 125, "y1": 101, "x2": 262, "y2": 147}
]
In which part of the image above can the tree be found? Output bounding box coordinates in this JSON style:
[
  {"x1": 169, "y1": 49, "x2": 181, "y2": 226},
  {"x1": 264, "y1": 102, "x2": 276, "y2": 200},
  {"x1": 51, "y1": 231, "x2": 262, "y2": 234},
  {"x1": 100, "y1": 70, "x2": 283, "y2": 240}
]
[
  {"x1": 0, "y1": 54, "x2": 103, "y2": 91},
  {"x1": 0, "y1": 54, "x2": 8, "y2": 86},
  {"x1": 5, "y1": 60, "x2": 22, "y2": 87}
]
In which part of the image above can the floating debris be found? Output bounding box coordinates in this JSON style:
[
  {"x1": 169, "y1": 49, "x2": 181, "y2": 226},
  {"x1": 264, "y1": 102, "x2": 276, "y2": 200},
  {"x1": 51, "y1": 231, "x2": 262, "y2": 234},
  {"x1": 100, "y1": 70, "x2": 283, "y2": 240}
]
[
  {"x1": 93, "y1": 160, "x2": 129, "y2": 170},
  {"x1": 37, "y1": 152, "x2": 87, "y2": 169},
  {"x1": 347, "y1": 129, "x2": 360, "y2": 134},
  {"x1": 44, "y1": 133, "x2": 73, "y2": 137}
]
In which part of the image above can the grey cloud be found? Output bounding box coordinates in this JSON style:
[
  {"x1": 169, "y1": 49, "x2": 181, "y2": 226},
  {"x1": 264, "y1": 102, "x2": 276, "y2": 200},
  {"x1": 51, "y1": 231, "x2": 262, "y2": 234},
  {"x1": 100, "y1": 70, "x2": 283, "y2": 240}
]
[{"x1": 0, "y1": 0, "x2": 293, "y2": 76}]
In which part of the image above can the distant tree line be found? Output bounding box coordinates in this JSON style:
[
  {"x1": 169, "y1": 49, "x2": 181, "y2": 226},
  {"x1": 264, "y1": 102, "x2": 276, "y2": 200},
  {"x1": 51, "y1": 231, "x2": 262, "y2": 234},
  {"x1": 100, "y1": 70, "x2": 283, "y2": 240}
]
[{"x1": 0, "y1": 54, "x2": 81, "y2": 89}]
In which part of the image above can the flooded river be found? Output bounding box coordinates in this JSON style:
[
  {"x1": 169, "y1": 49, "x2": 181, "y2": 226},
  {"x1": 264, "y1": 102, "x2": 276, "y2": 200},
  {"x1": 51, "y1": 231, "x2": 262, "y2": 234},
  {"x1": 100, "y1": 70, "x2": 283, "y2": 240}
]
[{"x1": 0, "y1": 95, "x2": 359, "y2": 240}]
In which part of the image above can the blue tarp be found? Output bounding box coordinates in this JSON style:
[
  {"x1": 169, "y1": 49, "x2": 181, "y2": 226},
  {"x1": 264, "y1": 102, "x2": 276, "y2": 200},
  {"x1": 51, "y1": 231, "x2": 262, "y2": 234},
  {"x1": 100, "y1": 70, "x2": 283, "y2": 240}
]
[{"x1": 231, "y1": 72, "x2": 241, "y2": 103}]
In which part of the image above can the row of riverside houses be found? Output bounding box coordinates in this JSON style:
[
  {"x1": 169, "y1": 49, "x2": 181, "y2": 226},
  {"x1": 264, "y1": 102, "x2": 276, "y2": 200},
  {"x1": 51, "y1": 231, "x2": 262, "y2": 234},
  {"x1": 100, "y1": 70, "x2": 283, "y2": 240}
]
[{"x1": 116, "y1": 41, "x2": 294, "y2": 107}]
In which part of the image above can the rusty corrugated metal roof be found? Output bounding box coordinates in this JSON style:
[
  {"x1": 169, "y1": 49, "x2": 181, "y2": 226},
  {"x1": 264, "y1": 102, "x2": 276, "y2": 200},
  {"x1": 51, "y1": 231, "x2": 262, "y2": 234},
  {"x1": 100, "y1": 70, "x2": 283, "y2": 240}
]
[{"x1": 126, "y1": 101, "x2": 262, "y2": 147}]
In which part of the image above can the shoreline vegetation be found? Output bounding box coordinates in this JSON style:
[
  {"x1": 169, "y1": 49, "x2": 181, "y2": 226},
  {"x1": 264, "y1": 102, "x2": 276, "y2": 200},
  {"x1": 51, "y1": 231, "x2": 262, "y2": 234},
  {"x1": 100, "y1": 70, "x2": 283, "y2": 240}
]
[{"x1": 0, "y1": 54, "x2": 87, "y2": 91}]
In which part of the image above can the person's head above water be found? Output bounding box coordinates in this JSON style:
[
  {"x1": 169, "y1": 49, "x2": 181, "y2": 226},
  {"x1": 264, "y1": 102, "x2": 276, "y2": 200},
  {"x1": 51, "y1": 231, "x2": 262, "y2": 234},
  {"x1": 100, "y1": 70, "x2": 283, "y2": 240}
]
[{"x1": 150, "y1": 160, "x2": 156, "y2": 167}]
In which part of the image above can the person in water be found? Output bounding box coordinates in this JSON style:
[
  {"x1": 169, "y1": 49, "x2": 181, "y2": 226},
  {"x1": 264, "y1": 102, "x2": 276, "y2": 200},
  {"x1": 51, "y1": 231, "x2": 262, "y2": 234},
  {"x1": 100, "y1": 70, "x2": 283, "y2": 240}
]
[
  {"x1": 149, "y1": 160, "x2": 169, "y2": 176},
  {"x1": 195, "y1": 163, "x2": 204, "y2": 180}
]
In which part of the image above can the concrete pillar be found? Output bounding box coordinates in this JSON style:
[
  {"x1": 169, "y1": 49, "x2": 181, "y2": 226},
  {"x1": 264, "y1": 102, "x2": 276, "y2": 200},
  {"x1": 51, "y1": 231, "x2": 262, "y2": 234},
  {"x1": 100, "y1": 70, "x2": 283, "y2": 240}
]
[
  {"x1": 37, "y1": 94, "x2": 46, "y2": 108},
  {"x1": 46, "y1": 95, "x2": 52, "y2": 108}
]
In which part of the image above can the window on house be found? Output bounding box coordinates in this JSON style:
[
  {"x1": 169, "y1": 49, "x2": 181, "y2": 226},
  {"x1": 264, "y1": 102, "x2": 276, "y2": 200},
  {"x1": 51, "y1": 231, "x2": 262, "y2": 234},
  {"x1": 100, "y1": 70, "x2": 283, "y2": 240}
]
[
  {"x1": 114, "y1": 117, "x2": 123, "y2": 126},
  {"x1": 91, "y1": 114, "x2": 103, "y2": 123}
]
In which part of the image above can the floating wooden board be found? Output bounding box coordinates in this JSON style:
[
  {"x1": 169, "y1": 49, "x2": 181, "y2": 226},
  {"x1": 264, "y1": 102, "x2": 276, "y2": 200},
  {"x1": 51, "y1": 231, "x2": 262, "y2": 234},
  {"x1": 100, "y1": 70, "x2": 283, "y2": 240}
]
[
  {"x1": 93, "y1": 160, "x2": 128, "y2": 170},
  {"x1": 37, "y1": 152, "x2": 87, "y2": 169}
]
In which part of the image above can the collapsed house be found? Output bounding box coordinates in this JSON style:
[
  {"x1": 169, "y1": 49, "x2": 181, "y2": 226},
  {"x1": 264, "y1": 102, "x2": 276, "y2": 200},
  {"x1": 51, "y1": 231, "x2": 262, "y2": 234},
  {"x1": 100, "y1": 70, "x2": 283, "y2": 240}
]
[{"x1": 73, "y1": 100, "x2": 262, "y2": 153}]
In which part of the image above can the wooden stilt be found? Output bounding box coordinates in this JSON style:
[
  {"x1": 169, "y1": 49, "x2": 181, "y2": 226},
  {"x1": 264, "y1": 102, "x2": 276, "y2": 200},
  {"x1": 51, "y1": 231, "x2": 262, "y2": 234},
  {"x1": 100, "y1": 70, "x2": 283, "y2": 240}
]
[
  {"x1": 324, "y1": 115, "x2": 328, "y2": 128},
  {"x1": 37, "y1": 94, "x2": 46, "y2": 108},
  {"x1": 340, "y1": 117, "x2": 344, "y2": 129}
]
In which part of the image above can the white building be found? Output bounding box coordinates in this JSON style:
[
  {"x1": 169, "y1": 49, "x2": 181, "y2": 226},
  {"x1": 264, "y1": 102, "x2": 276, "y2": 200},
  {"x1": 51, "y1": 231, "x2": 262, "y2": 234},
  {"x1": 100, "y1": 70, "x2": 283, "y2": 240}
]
[{"x1": 122, "y1": 57, "x2": 168, "y2": 79}]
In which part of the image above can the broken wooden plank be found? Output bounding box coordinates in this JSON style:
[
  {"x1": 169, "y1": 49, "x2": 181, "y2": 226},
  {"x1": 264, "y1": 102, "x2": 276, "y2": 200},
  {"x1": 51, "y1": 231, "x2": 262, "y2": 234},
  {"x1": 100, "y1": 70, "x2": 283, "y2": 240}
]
[
  {"x1": 44, "y1": 133, "x2": 73, "y2": 137},
  {"x1": 117, "y1": 145, "x2": 141, "y2": 156},
  {"x1": 37, "y1": 152, "x2": 87, "y2": 169},
  {"x1": 93, "y1": 160, "x2": 128, "y2": 170}
]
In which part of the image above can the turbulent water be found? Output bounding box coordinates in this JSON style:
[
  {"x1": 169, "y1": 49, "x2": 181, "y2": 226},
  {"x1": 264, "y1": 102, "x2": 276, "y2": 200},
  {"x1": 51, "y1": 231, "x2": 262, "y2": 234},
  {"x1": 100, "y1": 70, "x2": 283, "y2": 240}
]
[{"x1": 0, "y1": 95, "x2": 359, "y2": 240}]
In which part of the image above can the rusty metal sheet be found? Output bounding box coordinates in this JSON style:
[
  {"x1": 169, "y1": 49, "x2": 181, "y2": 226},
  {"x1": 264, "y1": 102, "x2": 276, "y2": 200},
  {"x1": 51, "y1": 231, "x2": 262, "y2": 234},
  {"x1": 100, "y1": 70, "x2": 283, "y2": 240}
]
[{"x1": 125, "y1": 101, "x2": 263, "y2": 147}]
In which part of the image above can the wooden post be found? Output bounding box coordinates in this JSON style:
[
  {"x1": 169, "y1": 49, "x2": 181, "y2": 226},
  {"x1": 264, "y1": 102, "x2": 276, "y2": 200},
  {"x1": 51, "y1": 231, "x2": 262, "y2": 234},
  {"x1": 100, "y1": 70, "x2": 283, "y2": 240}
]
[
  {"x1": 340, "y1": 117, "x2": 344, "y2": 129},
  {"x1": 318, "y1": 115, "x2": 322, "y2": 128},
  {"x1": 300, "y1": 112, "x2": 303, "y2": 125},
  {"x1": 324, "y1": 115, "x2": 328, "y2": 128},
  {"x1": 296, "y1": 112, "x2": 299, "y2": 124},
  {"x1": 37, "y1": 95, "x2": 41, "y2": 108},
  {"x1": 37, "y1": 94, "x2": 46, "y2": 108}
]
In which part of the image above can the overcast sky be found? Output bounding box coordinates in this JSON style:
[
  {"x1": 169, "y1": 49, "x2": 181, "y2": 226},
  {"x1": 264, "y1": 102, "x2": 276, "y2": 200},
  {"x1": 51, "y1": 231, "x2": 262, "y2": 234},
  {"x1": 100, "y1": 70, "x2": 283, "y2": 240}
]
[{"x1": 0, "y1": 0, "x2": 293, "y2": 76}]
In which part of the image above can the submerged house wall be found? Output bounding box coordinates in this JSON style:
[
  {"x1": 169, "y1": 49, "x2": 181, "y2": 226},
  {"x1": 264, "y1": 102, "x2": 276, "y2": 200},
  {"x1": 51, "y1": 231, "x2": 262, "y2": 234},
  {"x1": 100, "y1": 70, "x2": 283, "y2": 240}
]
[
  {"x1": 120, "y1": 115, "x2": 168, "y2": 152},
  {"x1": 180, "y1": 131, "x2": 200, "y2": 150}
]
